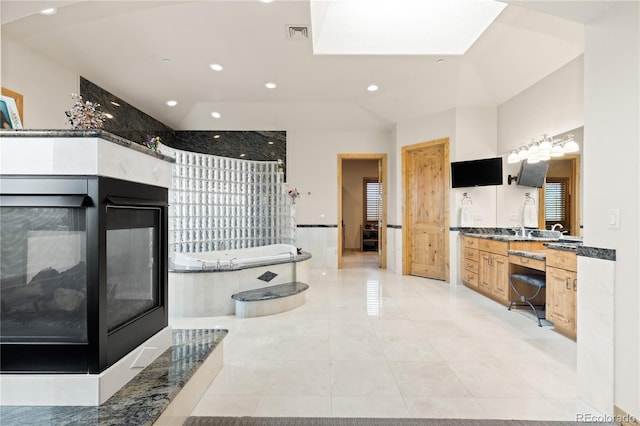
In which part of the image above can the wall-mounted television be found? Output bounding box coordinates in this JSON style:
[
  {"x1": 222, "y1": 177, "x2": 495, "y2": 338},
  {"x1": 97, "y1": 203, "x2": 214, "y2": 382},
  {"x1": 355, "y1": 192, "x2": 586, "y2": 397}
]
[
  {"x1": 450, "y1": 157, "x2": 503, "y2": 188},
  {"x1": 517, "y1": 160, "x2": 549, "y2": 188}
]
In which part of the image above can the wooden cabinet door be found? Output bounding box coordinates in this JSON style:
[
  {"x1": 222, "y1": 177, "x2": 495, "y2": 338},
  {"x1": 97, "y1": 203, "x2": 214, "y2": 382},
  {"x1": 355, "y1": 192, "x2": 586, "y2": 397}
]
[
  {"x1": 492, "y1": 254, "x2": 509, "y2": 303},
  {"x1": 546, "y1": 266, "x2": 577, "y2": 339},
  {"x1": 478, "y1": 252, "x2": 492, "y2": 293}
]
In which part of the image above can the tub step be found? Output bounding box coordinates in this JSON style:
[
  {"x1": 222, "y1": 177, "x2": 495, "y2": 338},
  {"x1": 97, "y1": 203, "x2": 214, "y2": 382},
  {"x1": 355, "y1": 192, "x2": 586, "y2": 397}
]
[{"x1": 231, "y1": 282, "x2": 309, "y2": 318}]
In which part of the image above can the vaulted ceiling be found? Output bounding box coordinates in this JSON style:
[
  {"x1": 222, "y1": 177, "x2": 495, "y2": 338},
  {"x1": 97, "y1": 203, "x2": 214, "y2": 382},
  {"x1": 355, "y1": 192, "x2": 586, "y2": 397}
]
[{"x1": 1, "y1": 1, "x2": 609, "y2": 131}]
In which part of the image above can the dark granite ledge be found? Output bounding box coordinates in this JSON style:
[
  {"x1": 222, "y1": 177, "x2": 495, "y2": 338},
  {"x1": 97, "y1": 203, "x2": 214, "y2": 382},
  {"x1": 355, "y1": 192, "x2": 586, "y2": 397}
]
[
  {"x1": 0, "y1": 328, "x2": 227, "y2": 426},
  {"x1": 0, "y1": 129, "x2": 175, "y2": 163},
  {"x1": 507, "y1": 249, "x2": 547, "y2": 261},
  {"x1": 232, "y1": 282, "x2": 309, "y2": 302},
  {"x1": 545, "y1": 242, "x2": 579, "y2": 252},
  {"x1": 577, "y1": 246, "x2": 616, "y2": 261}
]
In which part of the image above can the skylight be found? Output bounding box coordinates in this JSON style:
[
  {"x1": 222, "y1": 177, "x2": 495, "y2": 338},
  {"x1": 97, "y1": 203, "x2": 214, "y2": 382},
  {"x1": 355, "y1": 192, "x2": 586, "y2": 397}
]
[{"x1": 310, "y1": 0, "x2": 507, "y2": 55}]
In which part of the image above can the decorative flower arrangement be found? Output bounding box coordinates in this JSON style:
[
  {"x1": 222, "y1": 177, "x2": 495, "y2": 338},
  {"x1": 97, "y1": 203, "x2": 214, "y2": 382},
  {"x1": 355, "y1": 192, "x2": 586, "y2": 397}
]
[
  {"x1": 287, "y1": 188, "x2": 300, "y2": 204},
  {"x1": 65, "y1": 94, "x2": 108, "y2": 129},
  {"x1": 143, "y1": 135, "x2": 161, "y2": 152}
]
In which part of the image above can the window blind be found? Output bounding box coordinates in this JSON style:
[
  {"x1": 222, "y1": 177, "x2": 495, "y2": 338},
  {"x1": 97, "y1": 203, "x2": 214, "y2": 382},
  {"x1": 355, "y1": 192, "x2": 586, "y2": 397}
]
[
  {"x1": 545, "y1": 181, "x2": 566, "y2": 221},
  {"x1": 365, "y1": 181, "x2": 381, "y2": 222}
]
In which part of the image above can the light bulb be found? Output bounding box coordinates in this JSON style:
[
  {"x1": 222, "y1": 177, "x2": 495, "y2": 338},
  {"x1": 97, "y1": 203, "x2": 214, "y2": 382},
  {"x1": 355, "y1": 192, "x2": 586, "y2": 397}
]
[
  {"x1": 539, "y1": 134, "x2": 553, "y2": 152},
  {"x1": 563, "y1": 135, "x2": 579, "y2": 153},
  {"x1": 507, "y1": 150, "x2": 520, "y2": 164},
  {"x1": 518, "y1": 146, "x2": 529, "y2": 160},
  {"x1": 550, "y1": 145, "x2": 565, "y2": 157}
]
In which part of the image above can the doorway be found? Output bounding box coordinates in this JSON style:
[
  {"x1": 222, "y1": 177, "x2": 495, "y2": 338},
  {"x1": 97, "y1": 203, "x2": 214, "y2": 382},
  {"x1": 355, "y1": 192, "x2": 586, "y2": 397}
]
[
  {"x1": 337, "y1": 154, "x2": 387, "y2": 269},
  {"x1": 402, "y1": 138, "x2": 450, "y2": 281}
]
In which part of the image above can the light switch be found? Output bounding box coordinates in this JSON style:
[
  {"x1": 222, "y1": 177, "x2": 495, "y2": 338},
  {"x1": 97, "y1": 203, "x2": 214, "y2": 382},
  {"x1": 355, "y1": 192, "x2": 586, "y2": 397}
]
[{"x1": 608, "y1": 209, "x2": 620, "y2": 229}]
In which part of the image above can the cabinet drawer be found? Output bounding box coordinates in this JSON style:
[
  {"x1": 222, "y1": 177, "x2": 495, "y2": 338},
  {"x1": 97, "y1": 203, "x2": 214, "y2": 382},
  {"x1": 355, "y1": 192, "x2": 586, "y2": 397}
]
[
  {"x1": 508, "y1": 254, "x2": 546, "y2": 272},
  {"x1": 463, "y1": 237, "x2": 478, "y2": 249},
  {"x1": 463, "y1": 259, "x2": 479, "y2": 274},
  {"x1": 546, "y1": 249, "x2": 577, "y2": 271},
  {"x1": 463, "y1": 248, "x2": 479, "y2": 262},
  {"x1": 462, "y1": 271, "x2": 478, "y2": 287},
  {"x1": 478, "y1": 239, "x2": 508, "y2": 256}
]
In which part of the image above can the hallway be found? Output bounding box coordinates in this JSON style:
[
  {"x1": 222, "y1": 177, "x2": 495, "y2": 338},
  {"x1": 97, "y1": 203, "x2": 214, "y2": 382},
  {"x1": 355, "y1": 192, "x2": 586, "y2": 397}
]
[{"x1": 171, "y1": 266, "x2": 579, "y2": 420}]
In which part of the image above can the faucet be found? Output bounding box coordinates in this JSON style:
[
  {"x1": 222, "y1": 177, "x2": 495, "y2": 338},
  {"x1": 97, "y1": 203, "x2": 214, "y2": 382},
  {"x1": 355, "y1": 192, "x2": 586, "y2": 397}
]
[
  {"x1": 551, "y1": 223, "x2": 564, "y2": 231},
  {"x1": 514, "y1": 223, "x2": 525, "y2": 237}
]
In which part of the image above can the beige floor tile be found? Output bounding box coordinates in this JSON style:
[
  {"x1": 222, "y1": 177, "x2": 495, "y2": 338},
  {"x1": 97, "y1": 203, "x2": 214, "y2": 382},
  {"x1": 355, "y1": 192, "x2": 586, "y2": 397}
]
[
  {"x1": 331, "y1": 397, "x2": 409, "y2": 418},
  {"x1": 476, "y1": 397, "x2": 572, "y2": 420},
  {"x1": 404, "y1": 397, "x2": 488, "y2": 418},
  {"x1": 331, "y1": 360, "x2": 401, "y2": 397},
  {"x1": 254, "y1": 396, "x2": 331, "y2": 417},
  {"x1": 389, "y1": 361, "x2": 472, "y2": 398},
  {"x1": 175, "y1": 258, "x2": 578, "y2": 419},
  {"x1": 262, "y1": 360, "x2": 332, "y2": 396},
  {"x1": 191, "y1": 395, "x2": 259, "y2": 416}
]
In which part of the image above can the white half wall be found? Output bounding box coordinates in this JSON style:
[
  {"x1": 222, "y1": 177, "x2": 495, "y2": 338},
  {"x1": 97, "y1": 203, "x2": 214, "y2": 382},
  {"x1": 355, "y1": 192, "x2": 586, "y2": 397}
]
[{"x1": 584, "y1": 2, "x2": 640, "y2": 418}]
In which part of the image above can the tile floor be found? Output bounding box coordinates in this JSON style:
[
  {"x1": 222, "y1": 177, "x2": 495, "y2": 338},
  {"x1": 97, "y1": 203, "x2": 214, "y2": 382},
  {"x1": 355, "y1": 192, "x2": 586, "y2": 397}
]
[{"x1": 170, "y1": 252, "x2": 579, "y2": 420}]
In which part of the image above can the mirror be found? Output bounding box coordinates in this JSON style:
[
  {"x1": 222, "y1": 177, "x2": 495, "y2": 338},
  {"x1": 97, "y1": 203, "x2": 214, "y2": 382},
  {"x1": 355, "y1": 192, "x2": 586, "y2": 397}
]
[{"x1": 537, "y1": 127, "x2": 583, "y2": 236}]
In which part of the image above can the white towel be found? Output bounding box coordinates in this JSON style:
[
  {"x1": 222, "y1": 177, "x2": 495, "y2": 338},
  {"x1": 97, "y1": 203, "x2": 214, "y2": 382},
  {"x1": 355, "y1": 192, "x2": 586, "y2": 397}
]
[
  {"x1": 460, "y1": 204, "x2": 474, "y2": 227},
  {"x1": 523, "y1": 204, "x2": 537, "y2": 228}
]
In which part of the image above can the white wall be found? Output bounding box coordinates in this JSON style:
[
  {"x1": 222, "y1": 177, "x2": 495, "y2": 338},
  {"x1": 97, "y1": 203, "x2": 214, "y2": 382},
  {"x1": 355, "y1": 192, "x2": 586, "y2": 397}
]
[
  {"x1": 497, "y1": 55, "x2": 584, "y2": 228},
  {"x1": 286, "y1": 129, "x2": 393, "y2": 269},
  {"x1": 584, "y1": 2, "x2": 639, "y2": 418},
  {"x1": 1, "y1": 37, "x2": 78, "y2": 129}
]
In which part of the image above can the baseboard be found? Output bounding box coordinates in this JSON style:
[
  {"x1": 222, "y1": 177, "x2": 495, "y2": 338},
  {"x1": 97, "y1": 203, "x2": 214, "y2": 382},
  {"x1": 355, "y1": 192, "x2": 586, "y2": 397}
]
[{"x1": 614, "y1": 406, "x2": 640, "y2": 426}]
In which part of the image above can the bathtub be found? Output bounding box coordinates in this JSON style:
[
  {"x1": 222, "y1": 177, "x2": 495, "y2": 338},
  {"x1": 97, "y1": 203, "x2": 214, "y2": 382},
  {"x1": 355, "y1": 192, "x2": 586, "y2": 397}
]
[
  {"x1": 172, "y1": 244, "x2": 298, "y2": 271},
  {"x1": 168, "y1": 244, "x2": 311, "y2": 317}
]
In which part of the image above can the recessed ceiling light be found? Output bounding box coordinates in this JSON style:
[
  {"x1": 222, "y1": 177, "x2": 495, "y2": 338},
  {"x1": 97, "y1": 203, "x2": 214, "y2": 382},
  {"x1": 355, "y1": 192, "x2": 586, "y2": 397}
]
[
  {"x1": 40, "y1": 8, "x2": 57, "y2": 15},
  {"x1": 211, "y1": 111, "x2": 221, "y2": 119},
  {"x1": 166, "y1": 100, "x2": 178, "y2": 107},
  {"x1": 367, "y1": 85, "x2": 379, "y2": 92},
  {"x1": 162, "y1": 58, "x2": 171, "y2": 64},
  {"x1": 268, "y1": 141, "x2": 274, "y2": 145},
  {"x1": 110, "y1": 101, "x2": 120, "y2": 107},
  {"x1": 213, "y1": 134, "x2": 221, "y2": 139},
  {"x1": 104, "y1": 113, "x2": 114, "y2": 119},
  {"x1": 240, "y1": 153, "x2": 246, "y2": 158},
  {"x1": 209, "y1": 63, "x2": 224, "y2": 71},
  {"x1": 437, "y1": 58, "x2": 445, "y2": 64},
  {"x1": 259, "y1": 0, "x2": 274, "y2": 3},
  {"x1": 265, "y1": 82, "x2": 277, "y2": 89}
]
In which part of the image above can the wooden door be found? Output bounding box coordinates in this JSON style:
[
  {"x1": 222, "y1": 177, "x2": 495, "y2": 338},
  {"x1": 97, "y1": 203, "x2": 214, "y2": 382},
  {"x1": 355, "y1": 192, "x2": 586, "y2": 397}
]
[{"x1": 403, "y1": 139, "x2": 449, "y2": 280}]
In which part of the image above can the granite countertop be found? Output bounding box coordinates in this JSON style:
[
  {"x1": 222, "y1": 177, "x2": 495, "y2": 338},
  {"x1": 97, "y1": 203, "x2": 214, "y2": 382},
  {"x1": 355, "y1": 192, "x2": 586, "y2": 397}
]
[
  {"x1": 0, "y1": 328, "x2": 227, "y2": 426},
  {"x1": 507, "y1": 249, "x2": 547, "y2": 261},
  {"x1": 544, "y1": 242, "x2": 580, "y2": 252},
  {"x1": 0, "y1": 129, "x2": 175, "y2": 163},
  {"x1": 464, "y1": 233, "x2": 560, "y2": 242}
]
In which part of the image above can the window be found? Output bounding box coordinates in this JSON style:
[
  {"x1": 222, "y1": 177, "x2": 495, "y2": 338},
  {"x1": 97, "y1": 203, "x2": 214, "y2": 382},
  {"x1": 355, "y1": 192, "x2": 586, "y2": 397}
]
[
  {"x1": 364, "y1": 178, "x2": 381, "y2": 223},
  {"x1": 545, "y1": 179, "x2": 570, "y2": 230}
]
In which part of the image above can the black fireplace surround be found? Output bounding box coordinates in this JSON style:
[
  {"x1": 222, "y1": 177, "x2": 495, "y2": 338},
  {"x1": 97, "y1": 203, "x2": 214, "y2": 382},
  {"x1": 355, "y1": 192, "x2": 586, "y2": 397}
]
[{"x1": 0, "y1": 175, "x2": 168, "y2": 373}]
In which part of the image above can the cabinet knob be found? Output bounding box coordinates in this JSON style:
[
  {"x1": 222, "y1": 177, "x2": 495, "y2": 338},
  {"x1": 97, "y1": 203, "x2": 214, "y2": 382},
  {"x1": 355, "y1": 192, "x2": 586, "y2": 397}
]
[
  {"x1": 573, "y1": 278, "x2": 577, "y2": 291},
  {"x1": 565, "y1": 278, "x2": 571, "y2": 290}
]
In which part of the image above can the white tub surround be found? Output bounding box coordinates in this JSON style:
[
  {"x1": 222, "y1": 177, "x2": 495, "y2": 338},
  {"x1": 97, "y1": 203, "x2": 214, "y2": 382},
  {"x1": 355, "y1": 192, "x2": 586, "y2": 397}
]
[{"x1": 169, "y1": 244, "x2": 311, "y2": 317}]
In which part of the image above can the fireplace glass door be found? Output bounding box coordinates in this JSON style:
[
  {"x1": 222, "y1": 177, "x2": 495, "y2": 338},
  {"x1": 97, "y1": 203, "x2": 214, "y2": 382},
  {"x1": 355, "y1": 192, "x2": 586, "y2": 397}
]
[
  {"x1": 106, "y1": 205, "x2": 160, "y2": 333},
  {"x1": 0, "y1": 206, "x2": 87, "y2": 343}
]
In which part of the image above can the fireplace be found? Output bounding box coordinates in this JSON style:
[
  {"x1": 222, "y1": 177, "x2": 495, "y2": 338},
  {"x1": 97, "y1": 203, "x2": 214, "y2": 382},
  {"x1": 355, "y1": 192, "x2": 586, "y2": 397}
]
[{"x1": 0, "y1": 175, "x2": 168, "y2": 373}]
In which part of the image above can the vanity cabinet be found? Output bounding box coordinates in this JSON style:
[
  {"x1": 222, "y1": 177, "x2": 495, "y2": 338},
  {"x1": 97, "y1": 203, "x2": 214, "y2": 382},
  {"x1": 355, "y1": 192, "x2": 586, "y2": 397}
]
[
  {"x1": 546, "y1": 249, "x2": 577, "y2": 340},
  {"x1": 461, "y1": 236, "x2": 546, "y2": 307},
  {"x1": 461, "y1": 236, "x2": 479, "y2": 288},
  {"x1": 478, "y1": 239, "x2": 509, "y2": 304}
]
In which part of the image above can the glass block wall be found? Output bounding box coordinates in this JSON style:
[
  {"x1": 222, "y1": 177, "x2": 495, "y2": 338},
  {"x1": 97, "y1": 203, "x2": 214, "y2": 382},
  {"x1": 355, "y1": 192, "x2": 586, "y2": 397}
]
[{"x1": 164, "y1": 147, "x2": 293, "y2": 254}]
